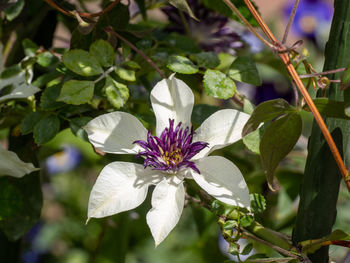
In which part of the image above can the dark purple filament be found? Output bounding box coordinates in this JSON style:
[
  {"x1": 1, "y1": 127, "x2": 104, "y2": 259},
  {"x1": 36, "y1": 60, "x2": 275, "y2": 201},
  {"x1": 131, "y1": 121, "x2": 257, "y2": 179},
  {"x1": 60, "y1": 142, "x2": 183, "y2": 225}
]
[{"x1": 134, "y1": 119, "x2": 208, "y2": 174}]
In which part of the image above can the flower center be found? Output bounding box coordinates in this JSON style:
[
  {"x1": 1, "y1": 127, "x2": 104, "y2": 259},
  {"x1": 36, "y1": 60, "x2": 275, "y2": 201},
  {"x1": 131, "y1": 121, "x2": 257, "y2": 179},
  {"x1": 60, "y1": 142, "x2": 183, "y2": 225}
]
[{"x1": 134, "y1": 119, "x2": 208, "y2": 174}]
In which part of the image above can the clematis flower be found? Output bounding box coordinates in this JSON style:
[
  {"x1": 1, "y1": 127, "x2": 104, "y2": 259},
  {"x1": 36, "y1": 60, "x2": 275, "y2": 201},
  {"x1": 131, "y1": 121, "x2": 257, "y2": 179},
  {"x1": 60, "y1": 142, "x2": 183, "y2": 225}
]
[{"x1": 84, "y1": 75, "x2": 250, "y2": 246}]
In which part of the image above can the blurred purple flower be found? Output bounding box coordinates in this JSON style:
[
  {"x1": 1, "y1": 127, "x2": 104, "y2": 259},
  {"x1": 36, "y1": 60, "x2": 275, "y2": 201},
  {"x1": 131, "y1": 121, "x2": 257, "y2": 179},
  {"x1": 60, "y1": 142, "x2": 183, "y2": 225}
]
[
  {"x1": 45, "y1": 146, "x2": 82, "y2": 175},
  {"x1": 162, "y1": 0, "x2": 244, "y2": 54},
  {"x1": 284, "y1": 0, "x2": 333, "y2": 40}
]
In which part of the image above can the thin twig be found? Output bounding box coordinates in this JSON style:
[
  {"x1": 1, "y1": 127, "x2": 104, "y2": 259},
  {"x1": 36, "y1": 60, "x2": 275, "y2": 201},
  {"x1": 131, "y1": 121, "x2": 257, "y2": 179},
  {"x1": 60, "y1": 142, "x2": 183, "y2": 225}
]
[
  {"x1": 105, "y1": 28, "x2": 166, "y2": 79},
  {"x1": 291, "y1": 81, "x2": 300, "y2": 106},
  {"x1": 44, "y1": 0, "x2": 120, "y2": 18},
  {"x1": 231, "y1": 0, "x2": 350, "y2": 192},
  {"x1": 221, "y1": 0, "x2": 273, "y2": 49},
  {"x1": 241, "y1": 229, "x2": 300, "y2": 259},
  {"x1": 282, "y1": 0, "x2": 300, "y2": 44},
  {"x1": 299, "y1": 67, "x2": 347, "y2": 79}
]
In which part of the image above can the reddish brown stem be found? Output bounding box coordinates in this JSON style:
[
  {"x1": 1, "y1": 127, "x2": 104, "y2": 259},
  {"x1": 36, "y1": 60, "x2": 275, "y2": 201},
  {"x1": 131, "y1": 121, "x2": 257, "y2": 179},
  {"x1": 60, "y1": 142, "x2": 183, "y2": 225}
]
[
  {"x1": 222, "y1": 0, "x2": 350, "y2": 191},
  {"x1": 44, "y1": 0, "x2": 120, "y2": 18}
]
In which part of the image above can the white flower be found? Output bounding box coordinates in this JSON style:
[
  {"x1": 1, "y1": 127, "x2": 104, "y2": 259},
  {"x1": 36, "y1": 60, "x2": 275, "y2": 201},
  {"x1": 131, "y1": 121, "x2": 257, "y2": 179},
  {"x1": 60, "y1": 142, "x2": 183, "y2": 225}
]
[
  {"x1": 0, "y1": 145, "x2": 39, "y2": 177},
  {"x1": 84, "y1": 75, "x2": 250, "y2": 246}
]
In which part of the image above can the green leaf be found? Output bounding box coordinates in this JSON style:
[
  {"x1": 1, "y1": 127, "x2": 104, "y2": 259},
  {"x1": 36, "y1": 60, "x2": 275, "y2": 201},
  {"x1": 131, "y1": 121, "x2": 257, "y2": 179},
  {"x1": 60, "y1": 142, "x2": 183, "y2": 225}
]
[
  {"x1": 115, "y1": 67, "x2": 136, "y2": 82},
  {"x1": 341, "y1": 62, "x2": 350, "y2": 90},
  {"x1": 192, "y1": 52, "x2": 220, "y2": 69},
  {"x1": 300, "y1": 229, "x2": 350, "y2": 254},
  {"x1": 22, "y1": 38, "x2": 39, "y2": 57},
  {"x1": 250, "y1": 193, "x2": 267, "y2": 214},
  {"x1": 240, "y1": 215, "x2": 254, "y2": 227},
  {"x1": 40, "y1": 84, "x2": 65, "y2": 110},
  {"x1": 62, "y1": 50, "x2": 103, "y2": 77},
  {"x1": 302, "y1": 98, "x2": 350, "y2": 119},
  {"x1": 192, "y1": 104, "x2": 220, "y2": 125},
  {"x1": 245, "y1": 257, "x2": 295, "y2": 263},
  {"x1": 228, "y1": 56, "x2": 261, "y2": 86},
  {"x1": 70, "y1": 117, "x2": 92, "y2": 141},
  {"x1": 165, "y1": 33, "x2": 201, "y2": 53},
  {"x1": 58, "y1": 80, "x2": 95, "y2": 105},
  {"x1": 36, "y1": 52, "x2": 59, "y2": 67},
  {"x1": 20, "y1": 111, "x2": 45, "y2": 135},
  {"x1": 0, "y1": 174, "x2": 42, "y2": 241},
  {"x1": 89, "y1": 40, "x2": 115, "y2": 67},
  {"x1": 344, "y1": 85, "x2": 350, "y2": 117},
  {"x1": 201, "y1": 0, "x2": 258, "y2": 27},
  {"x1": 70, "y1": 28, "x2": 93, "y2": 50},
  {"x1": 167, "y1": 55, "x2": 199, "y2": 74},
  {"x1": 168, "y1": 0, "x2": 199, "y2": 21},
  {"x1": 243, "y1": 98, "x2": 255, "y2": 114},
  {"x1": 242, "y1": 99, "x2": 295, "y2": 136},
  {"x1": 4, "y1": 0, "x2": 24, "y2": 21},
  {"x1": 123, "y1": 60, "x2": 141, "y2": 70},
  {"x1": 104, "y1": 76, "x2": 129, "y2": 109},
  {"x1": 241, "y1": 243, "x2": 254, "y2": 255},
  {"x1": 243, "y1": 128, "x2": 264, "y2": 154},
  {"x1": 96, "y1": 2, "x2": 130, "y2": 31},
  {"x1": 32, "y1": 70, "x2": 61, "y2": 88},
  {"x1": 33, "y1": 115, "x2": 60, "y2": 145},
  {"x1": 203, "y1": 69, "x2": 236, "y2": 99},
  {"x1": 259, "y1": 113, "x2": 302, "y2": 190}
]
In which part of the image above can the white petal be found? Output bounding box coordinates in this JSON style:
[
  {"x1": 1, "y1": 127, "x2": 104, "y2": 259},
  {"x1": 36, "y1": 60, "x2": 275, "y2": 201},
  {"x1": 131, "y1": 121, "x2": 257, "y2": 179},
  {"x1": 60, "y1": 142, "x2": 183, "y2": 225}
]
[
  {"x1": 87, "y1": 162, "x2": 162, "y2": 220},
  {"x1": 146, "y1": 178, "x2": 185, "y2": 246},
  {"x1": 84, "y1": 112, "x2": 148, "y2": 154},
  {"x1": 193, "y1": 109, "x2": 250, "y2": 159},
  {"x1": 191, "y1": 156, "x2": 250, "y2": 208},
  {"x1": 0, "y1": 146, "x2": 39, "y2": 178},
  {"x1": 151, "y1": 74, "x2": 194, "y2": 136}
]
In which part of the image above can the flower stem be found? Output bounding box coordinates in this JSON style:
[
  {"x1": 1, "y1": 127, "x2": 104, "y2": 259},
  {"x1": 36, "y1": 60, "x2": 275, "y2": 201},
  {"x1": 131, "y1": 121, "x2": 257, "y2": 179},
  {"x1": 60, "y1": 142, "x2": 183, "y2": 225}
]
[
  {"x1": 282, "y1": 0, "x2": 300, "y2": 44},
  {"x1": 223, "y1": 0, "x2": 350, "y2": 192}
]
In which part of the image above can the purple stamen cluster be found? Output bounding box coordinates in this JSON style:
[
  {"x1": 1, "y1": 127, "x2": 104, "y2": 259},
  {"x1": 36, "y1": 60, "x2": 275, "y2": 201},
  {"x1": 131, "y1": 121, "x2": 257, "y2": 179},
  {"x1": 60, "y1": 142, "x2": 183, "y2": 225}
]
[{"x1": 134, "y1": 119, "x2": 208, "y2": 174}]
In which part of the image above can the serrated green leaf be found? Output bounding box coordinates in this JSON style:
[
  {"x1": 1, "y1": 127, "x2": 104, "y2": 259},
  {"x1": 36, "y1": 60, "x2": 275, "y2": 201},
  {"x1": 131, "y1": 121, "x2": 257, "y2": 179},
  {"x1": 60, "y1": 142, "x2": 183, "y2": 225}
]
[
  {"x1": 228, "y1": 56, "x2": 261, "y2": 86},
  {"x1": 250, "y1": 193, "x2": 267, "y2": 214},
  {"x1": 62, "y1": 50, "x2": 103, "y2": 76},
  {"x1": 168, "y1": 0, "x2": 199, "y2": 21},
  {"x1": 260, "y1": 113, "x2": 302, "y2": 190},
  {"x1": 104, "y1": 76, "x2": 129, "y2": 108},
  {"x1": 20, "y1": 111, "x2": 45, "y2": 135},
  {"x1": 33, "y1": 115, "x2": 60, "y2": 145},
  {"x1": 40, "y1": 84, "x2": 64, "y2": 110},
  {"x1": 4, "y1": 0, "x2": 24, "y2": 21},
  {"x1": 242, "y1": 99, "x2": 295, "y2": 136},
  {"x1": 203, "y1": 69, "x2": 236, "y2": 99},
  {"x1": 89, "y1": 40, "x2": 115, "y2": 67},
  {"x1": 115, "y1": 67, "x2": 136, "y2": 82},
  {"x1": 36, "y1": 51, "x2": 59, "y2": 67},
  {"x1": 192, "y1": 52, "x2": 220, "y2": 68},
  {"x1": 58, "y1": 80, "x2": 94, "y2": 105},
  {"x1": 167, "y1": 55, "x2": 198, "y2": 74}
]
